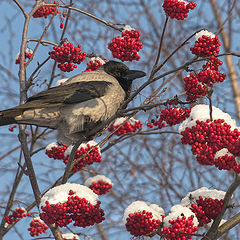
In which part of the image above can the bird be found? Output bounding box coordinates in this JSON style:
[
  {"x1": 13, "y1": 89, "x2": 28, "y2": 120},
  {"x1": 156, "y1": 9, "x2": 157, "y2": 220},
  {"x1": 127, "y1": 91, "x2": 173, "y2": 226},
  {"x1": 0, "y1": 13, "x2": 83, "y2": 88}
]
[{"x1": 0, "y1": 61, "x2": 146, "y2": 144}]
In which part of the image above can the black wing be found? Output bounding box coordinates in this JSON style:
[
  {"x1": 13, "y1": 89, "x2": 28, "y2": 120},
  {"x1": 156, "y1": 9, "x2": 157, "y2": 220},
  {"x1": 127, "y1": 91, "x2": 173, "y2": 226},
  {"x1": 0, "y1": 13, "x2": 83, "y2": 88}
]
[{"x1": 21, "y1": 81, "x2": 112, "y2": 109}]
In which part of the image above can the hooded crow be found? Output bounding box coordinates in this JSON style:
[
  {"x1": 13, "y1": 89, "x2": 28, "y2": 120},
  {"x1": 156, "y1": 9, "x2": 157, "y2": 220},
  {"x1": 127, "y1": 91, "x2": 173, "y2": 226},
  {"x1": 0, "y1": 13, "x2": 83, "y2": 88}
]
[{"x1": 0, "y1": 61, "x2": 146, "y2": 144}]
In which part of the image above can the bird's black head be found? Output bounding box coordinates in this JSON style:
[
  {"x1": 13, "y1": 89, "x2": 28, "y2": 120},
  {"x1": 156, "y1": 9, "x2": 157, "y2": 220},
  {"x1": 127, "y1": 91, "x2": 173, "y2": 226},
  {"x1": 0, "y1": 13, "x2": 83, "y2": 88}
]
[{"x1": 103, "y1": 61, "x2": 146, "y2": 95}]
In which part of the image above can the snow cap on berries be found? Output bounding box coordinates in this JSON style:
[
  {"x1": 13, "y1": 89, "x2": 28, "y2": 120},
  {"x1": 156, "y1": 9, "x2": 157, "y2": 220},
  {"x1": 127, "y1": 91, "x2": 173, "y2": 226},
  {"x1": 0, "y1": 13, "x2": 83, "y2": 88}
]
[
  {"x1": 181, "y1": 187, "x2": 226, "y2": 207},
  {"x1": 179, "y1": 104, "x2": 238, "y2": 132},
  {"x1": 123, "y1": 201, "x2": 164, "y2": 224},
  {"x1": 46, "y1": 142, "x2": 59, "y2": 150},
  {"x1": 195, "y1": 30, "x2": 215, "y2": 41},
  {"x1": 85, "y1": 175, "x2": 113, "y2": 187},
  {"x1": 64, "y1": 140, "x2": 100, "y2": 158},
  {"x1": 114, "y1": 117, "x2": 136, "y2": 126},
  {"x1": 56, "y1": 78, "x2": 68, "y2": 86},
  {"x1": 62, "y1": 233, "x2": 80, "y2": 240},
  {"x1": 214, "y1": 148, "x2": 234, "y2": 159},
  {"x1": 39, "y1": 183, "x2": 98, "y2": 211},
  {"x1": 163, "y1": 205, "x2": 198, "y2": 227},
  {"x1": 90, "y1": 57, "x2": 106, "y2": 65},
  {"x1": 123, "y1": 25, "x2": 135, "y2": 31}
]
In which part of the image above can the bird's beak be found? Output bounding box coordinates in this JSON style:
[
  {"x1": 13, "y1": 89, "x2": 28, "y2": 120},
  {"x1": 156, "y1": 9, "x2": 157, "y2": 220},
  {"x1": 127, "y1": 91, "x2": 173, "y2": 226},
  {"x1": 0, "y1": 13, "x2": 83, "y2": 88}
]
[{"x1": 124, "y1": 70, "x2": 146, "y2": 81}]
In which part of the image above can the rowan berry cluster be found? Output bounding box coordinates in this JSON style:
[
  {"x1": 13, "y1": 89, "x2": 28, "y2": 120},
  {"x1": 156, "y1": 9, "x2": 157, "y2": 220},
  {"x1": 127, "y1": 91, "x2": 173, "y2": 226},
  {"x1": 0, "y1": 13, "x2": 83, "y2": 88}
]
[
  {"x1": 191, "y1": 31, "x2": 221, "y2": 57},
  {"x1": 190, "y1": 197, "x2": 223, "y2": 226},
  {"x1": 160, "y1": 215, "x2": 198, "y2": 239},
  {"x1": 45, "y1": 142, "x2": 68, "y2": 160},
  {"x1": 126, "y1": 211, "x2": 162, "y2": 236},
  {"x1": 28, "y1": 218, "x2": 49, "y2": 237},
  {"x1": 88, "y1": 181, "x2": 112, "y2": 195},
  {"x1": 40, "y1": 187, "x2": 104, "y2": 228},
  {"x1": 49, "y1": 43, "x2": 86, "y2": 72},
  {"x1": 214, "y1": 149, "x2": 240, "y2": 173},
  {"x1": 108, "y1": 26, "x2": 142, "y2": 61},
  {"x1": 64, "y1": 142, "x2": 102, "y2": 172},
  {"x1": 179, "y1": 105, "x2": 240, "y2": 172},
  {"x1": 45, "y1": 141, "x2": 102, "y2": 172},
  {"x1": 123, "y1": 201, "x2": 164, "y2": 237},
  {"x1": 85, "y1": 175, "x2": 113, "y2": 195},
  {"x1": 15, "y1": 48, "x2": 33, "y2": 64},
  {"x1": 184, "y1": 30, "x2": 226, "y2": 101},
  {"x1": 180, "y1": 119, "x2": 240, "y2": 168},
  {"x1": 4, "y1": 208, "x2": 30, "y2": 225},
  {"x1": 33, "y1": 1, "x2": 59, "y2": 18},
  {"x1": 181, "y1": 187, "x2": 226, "y2": 227},
  {"x1": 108, "y1": 117, "x2": 143, "y2": 136},
  {"x1": 162, "y1": 0, "x2": 197, "y2": 20},
  {"x1": 147, "y1": 107, "x2": 191, "y2": 129},
  {"x1": 84, "y1": 57, "x2": 107, "y2": 72}
]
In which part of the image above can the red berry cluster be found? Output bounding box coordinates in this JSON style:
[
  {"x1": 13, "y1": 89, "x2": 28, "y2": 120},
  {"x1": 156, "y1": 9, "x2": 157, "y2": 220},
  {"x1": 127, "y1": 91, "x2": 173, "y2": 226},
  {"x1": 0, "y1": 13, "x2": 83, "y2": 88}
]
[
  {"x1": 28, "y1": 218, "x2": 49, "y2": 237},
  {"x1": 183, "y1": 74, "x2": 208, "y2": 101},
  {"x1": 33, "y1": 1, "x2": 59, "y2": 18},
  {"x1": 49, "y1": 43, "x2": 86, "y2": 72},
  {"x1": 89, "y1": 180, "x2": 113, "y2": 195},
  {"x1": 184, "y1": 56, "x2": 226, "y2": 101},
  {"x1": 162, "y1": 0, "x2": 197, "y2": 20},
  {"x1": 108, "y1": 118, "x2": 143, "y2": 136},
  {"x1": 147, "y1": 107, "x2": 191, "y2": 128},
  {"x1": 160, "y1": 215, "x2": 198, "y2": 239},
  {"x1": 190, "y1": 197, "x2": 223, "y2": 226},
  {"x1": 180, "y1": 119, "x2": 240, "y2": 170},
  {"x1": 4, "y1": 208, "x2": 30, "y2": 225},
  {"x1": 125, "y1": 211, "x2": 162, "y2": 236},
  {"x1": 15, "y1": 49, "x2": 33, "y2": 64},
  {"x1": 108, "y1": 29, "x2": 142, "y2": 61},
  {"x1": 191, "y1": 35, "x2": 221, "y2": 57},
  {"x1": 40, "y1": 191, "x2": 104, "y2": 228},
  {"x1": 84, "y1": 58, "x2": 107, "y2": 72},
  {"x1": 64, "y1": 144, "x2": 102, "y2": 172},
  {"x1": 45, "y1": 143, "x2": 68, "y2": 160},
  {"x1": 214, "y1": 153, "x2": 240, "y2": 173}
]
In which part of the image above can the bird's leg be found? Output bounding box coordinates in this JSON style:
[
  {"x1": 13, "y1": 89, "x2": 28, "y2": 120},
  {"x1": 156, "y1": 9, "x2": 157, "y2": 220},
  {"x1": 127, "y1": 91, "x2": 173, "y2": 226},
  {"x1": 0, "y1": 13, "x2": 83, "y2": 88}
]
[{"x1": 61, "y1": 136, "x2": 86, "y2": 184}]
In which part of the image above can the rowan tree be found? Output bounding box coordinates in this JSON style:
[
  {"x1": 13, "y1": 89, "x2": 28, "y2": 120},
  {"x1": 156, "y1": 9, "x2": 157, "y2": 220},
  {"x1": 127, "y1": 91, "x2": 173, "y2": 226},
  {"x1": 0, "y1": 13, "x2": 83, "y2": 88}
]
[{"x1": 0, "y1": 0, "x2": 240, "y2": 240}]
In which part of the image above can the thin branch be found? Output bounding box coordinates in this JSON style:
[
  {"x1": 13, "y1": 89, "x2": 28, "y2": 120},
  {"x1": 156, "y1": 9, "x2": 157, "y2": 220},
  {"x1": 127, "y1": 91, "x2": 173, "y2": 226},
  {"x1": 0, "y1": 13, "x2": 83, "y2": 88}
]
[{"x1": 12, "y1": 0, "x2": 27, "y2": 17}]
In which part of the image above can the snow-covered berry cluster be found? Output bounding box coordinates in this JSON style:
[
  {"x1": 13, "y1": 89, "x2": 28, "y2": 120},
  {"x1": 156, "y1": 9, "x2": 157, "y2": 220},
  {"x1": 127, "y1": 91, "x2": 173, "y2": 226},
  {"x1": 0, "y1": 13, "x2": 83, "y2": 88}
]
[
  {"x1": 162, "y1": 0, "x2": 197, "y2": 20},
  {"x1": 49, "y1": 43, "x2": 86, "y2": 72},
  {"x1": 33, "y1": 1, "x2": 59, "y2": 18},
  {"x1": 147, "y1": 107, "x2": 191, "y2": 129},
  {"x1": 84, "y1": 57, "x2": 107, "y2": 72},
  {"x1": 160, "y1": 206, "x2": 198, "y2": 240},
  {"x1": 45, "y1": 141, "x2": 102, "y2": 172},
  {"x1": 39, "y1": 183, "x2": 105, "y2": 228},
  {"x1": 214, "y1": 148, "x2": 240, "y2": 173},
  {"x1": 4, "y1": 208, "x2": 30, "y2": 225},
  {"x1": 191, "y1": 30, "x2": 221, "y2": 57},
  {"x1": 64, "y1": 141, "x2": 102, "y2": 172},
  {"x1": 181, "y1": 187, "x2": 225, "y2": 226},
  {"x1": 85, "y1": 175, "x2": 113, "y2": 195},
  {"x1": 108, "y1": 117, "x2": 143, "y2": 136},
  {"x1": 15, "y1": 48, "x2": 33, "y2": 64},
  {"x1": 108, "y1": 25, "x2": 142, "y2": 62},
  {"x1": 28, "y1": 218, "x2": 49, "y2": 237},
  {"x1": 45, "y1": 142, "x2": 68, "y2": 160},
  {"x1": 179, "y1": 105, "x2": 240, "y2": 170},
  {"x1": 123, "y1": 201, "x2": 164, "y2": 237}
]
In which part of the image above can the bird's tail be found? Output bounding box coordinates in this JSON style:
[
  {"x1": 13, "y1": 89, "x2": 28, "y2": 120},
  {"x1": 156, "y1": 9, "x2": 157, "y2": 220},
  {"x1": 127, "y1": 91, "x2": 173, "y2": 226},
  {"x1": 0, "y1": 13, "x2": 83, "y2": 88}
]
[{"x1": 0, "y1": 108, "x2": 21, "y2": 126}]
